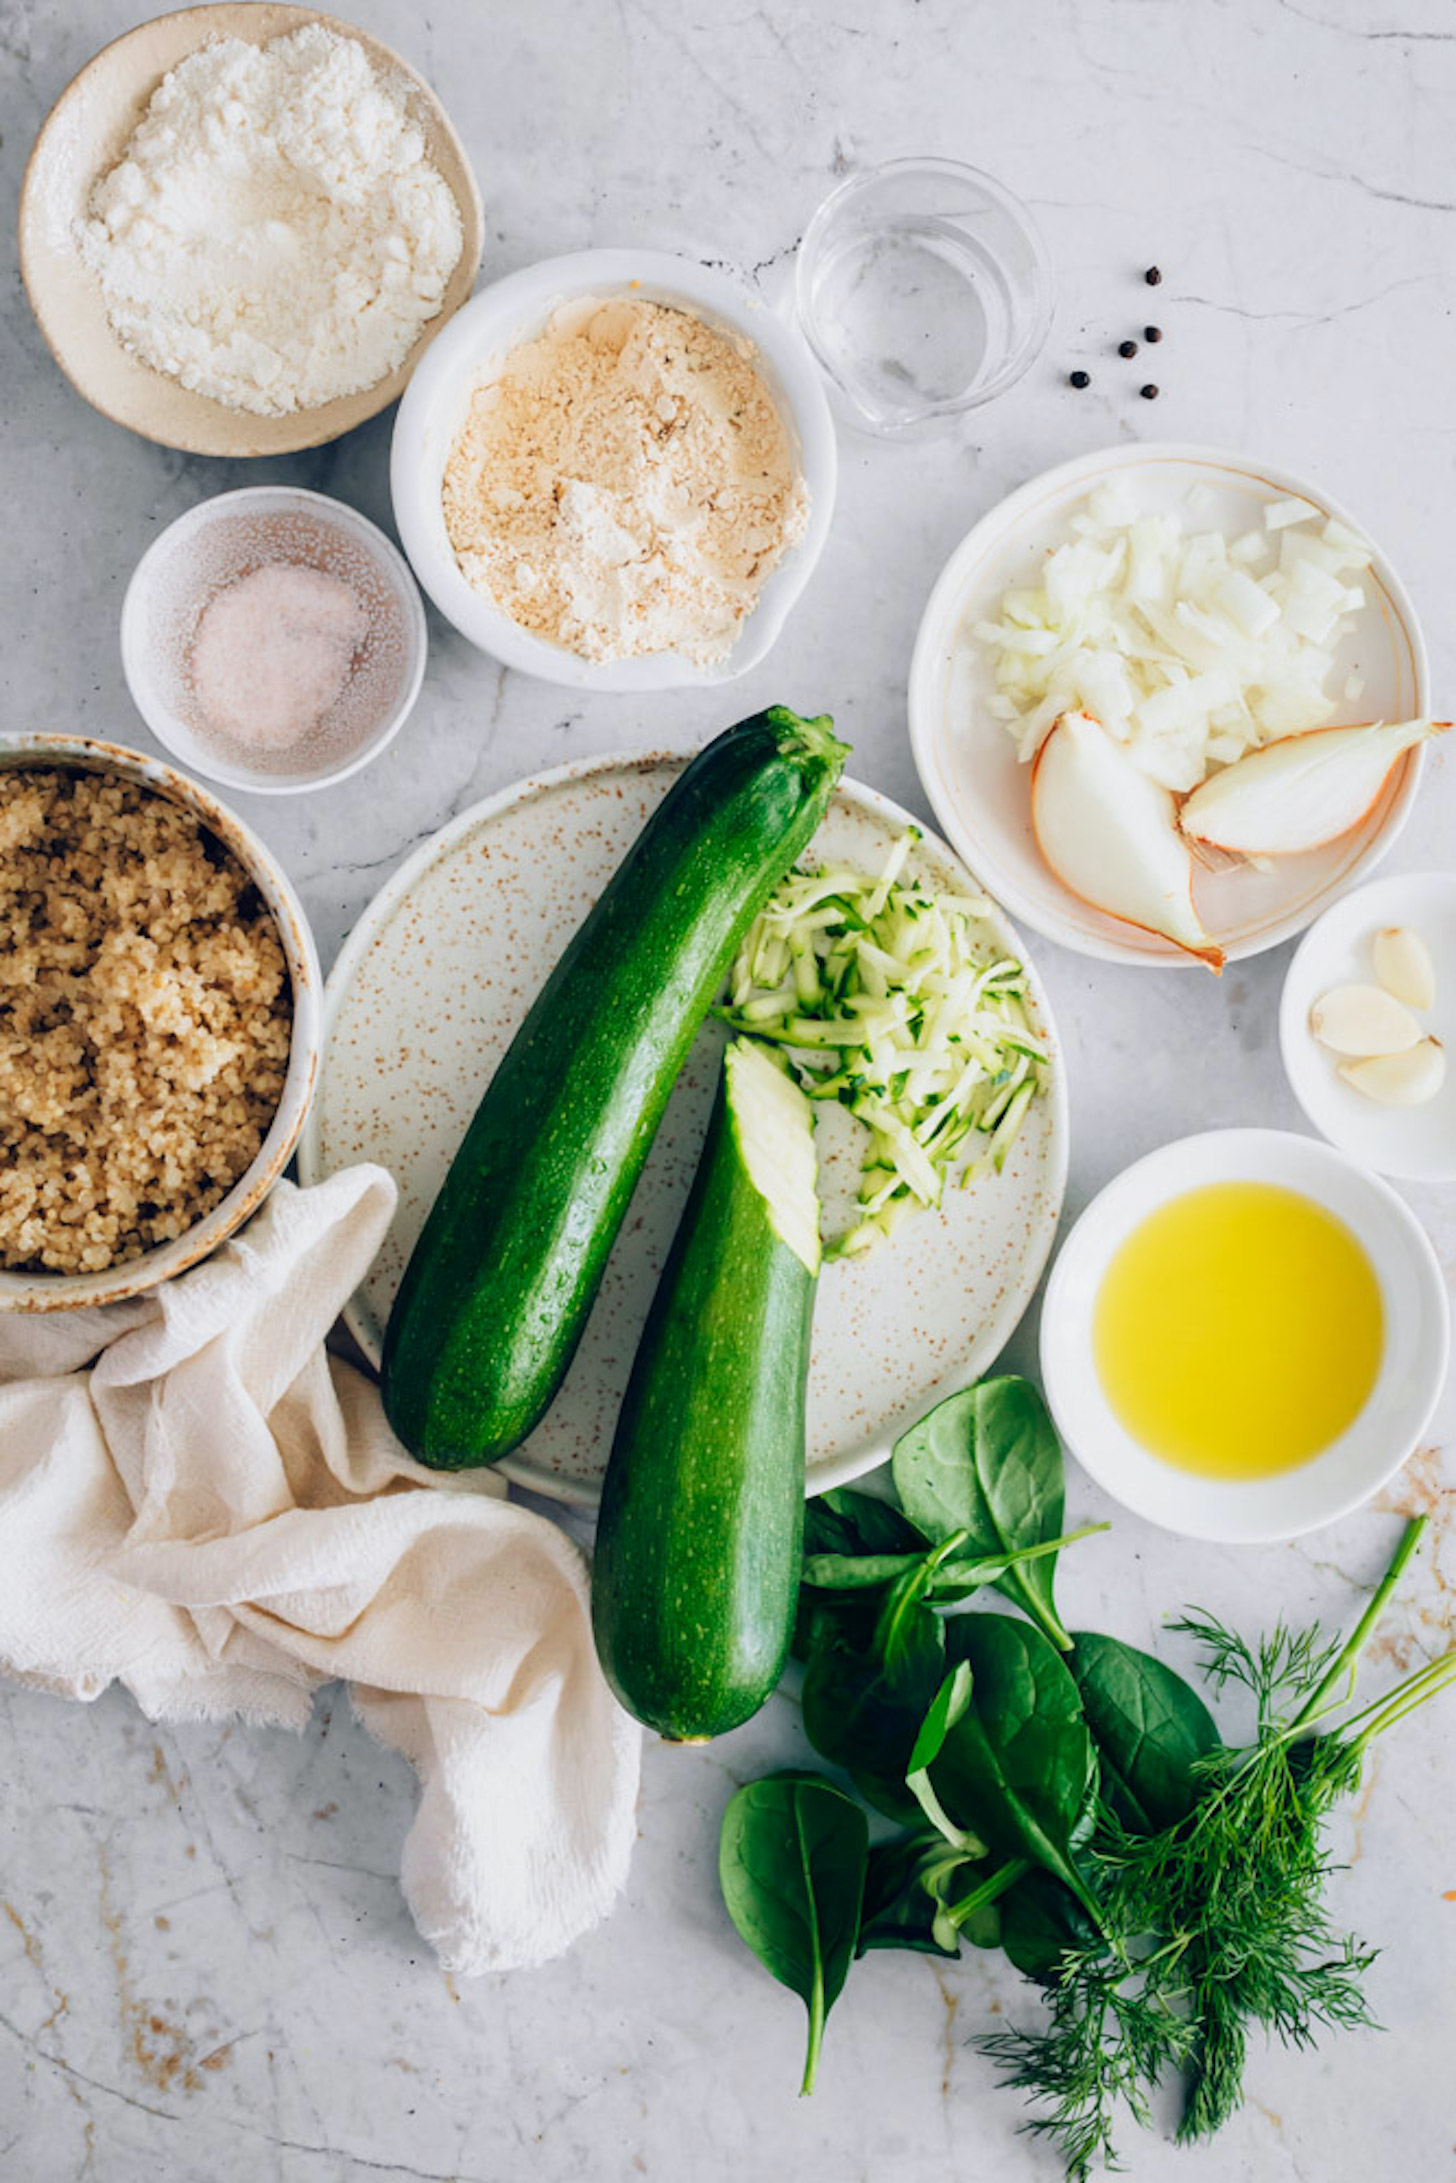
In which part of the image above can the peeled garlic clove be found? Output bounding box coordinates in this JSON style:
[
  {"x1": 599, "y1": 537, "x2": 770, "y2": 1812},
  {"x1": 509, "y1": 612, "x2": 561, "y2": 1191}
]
[
  {"x1": 1338, "y1": 1038, "x2": 1446, "y2": 1107},
  {"x1": 1310, "y1": 982, "x2": 1421, "y2": 1057},
  {"x1": 1032, "y1": 710, "x2": 1225, "y2": 970},
  {"x1": 1372, "y1": 925, "x2": 1435, "y2": 1011},
  {"x1": 1179, "y1": 718, "x2": 1448, "y2": 856}
]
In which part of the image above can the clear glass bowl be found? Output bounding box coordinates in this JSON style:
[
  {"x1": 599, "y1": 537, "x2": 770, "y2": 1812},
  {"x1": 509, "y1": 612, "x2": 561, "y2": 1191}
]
[{"x1": 795, "y1": 157, "x2": 1055, "y2": 438}]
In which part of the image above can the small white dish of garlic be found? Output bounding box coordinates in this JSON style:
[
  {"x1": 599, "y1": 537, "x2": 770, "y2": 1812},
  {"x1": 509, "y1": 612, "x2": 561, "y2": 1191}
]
[{"x1": 1281, "y1": 872, "x2": 1456, "y2": 1180}]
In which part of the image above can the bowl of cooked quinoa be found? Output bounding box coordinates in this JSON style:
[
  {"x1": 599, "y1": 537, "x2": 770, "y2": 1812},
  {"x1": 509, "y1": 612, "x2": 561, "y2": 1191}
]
[{"x1": 0, "y1": 735, "x2": 321, "y2": 1310}]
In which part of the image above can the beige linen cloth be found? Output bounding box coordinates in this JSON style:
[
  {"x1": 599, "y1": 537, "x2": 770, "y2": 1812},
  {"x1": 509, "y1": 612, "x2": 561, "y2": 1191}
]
[{"x1": 0, "y1": 1163, "x2": 641, "y2": 1973}]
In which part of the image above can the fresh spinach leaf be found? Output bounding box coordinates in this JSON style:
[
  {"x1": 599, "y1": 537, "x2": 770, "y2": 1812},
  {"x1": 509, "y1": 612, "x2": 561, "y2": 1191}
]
[
  {"x1": 1071, "y1": 1630, "x2": 1220, "y2": 1834},
  {"x1": 904, "y1": 1662, "x2": 981, "y2": 1851},
  {"x1": 719, "y1": 1771, "x2": 868, "y2": 2095},
  {"x1": 997, "y1": 1866, "x2": 1102, "y2": 1983},
  {"x1": 930, "y1": 1613, "x2": 1103, "y2": 1923},
  {"x1": 857, "y1": 1831, "x2": 968, "y2": 1959},
  {"x1": 892, "y1": 1378, "x2": 1080, "y2": 1649},
  {"x1": 801, "y1": 1595, "x2": 945, "y2": 1824},
  {"x1": 908, "y1": 1659, "x2": 974, "y2": 1776},
  {"x1": 802, "y1": 1524, "x2": 1108, "y2": 1599},
  {"x1": 804, "y1": 1487, "x2": 925, "y2": 1562},
  {"x1": 803, "y1": 1551, "x2": 927, "y2": 1590}
]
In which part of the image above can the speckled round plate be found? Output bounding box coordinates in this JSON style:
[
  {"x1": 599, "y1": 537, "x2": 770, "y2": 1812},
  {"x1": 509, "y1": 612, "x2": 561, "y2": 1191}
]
[{"x1": 299, "y1": 749, "x2": 1069, "y2": 1505}]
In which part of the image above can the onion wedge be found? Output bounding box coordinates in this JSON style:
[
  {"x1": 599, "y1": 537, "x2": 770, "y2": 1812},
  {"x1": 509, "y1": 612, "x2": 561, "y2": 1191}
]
[
  {"x1": 1179, "y1": 718, "x2": 1447, "y2": 857},
  {"x1": 1031, "y1": 711, "x2": 1224, "y2": 970}
]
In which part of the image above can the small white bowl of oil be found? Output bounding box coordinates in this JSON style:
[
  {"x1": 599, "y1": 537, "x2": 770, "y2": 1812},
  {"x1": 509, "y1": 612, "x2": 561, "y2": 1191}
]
[
  {"x1": 121, "y1": 486, "x2": 427, "y2": 796},
  {"x1": 1040, "y1": 1129, "x2": 1448, "y2": 1544}
]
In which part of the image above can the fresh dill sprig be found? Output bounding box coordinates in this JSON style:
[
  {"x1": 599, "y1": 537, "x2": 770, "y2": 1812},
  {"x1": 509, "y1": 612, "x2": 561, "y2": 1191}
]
[
  {"x1": 981, "y1": 1517, "x2": 1456, "y2": 2179},
  {"x1": 1166, "y1": 1608, "x2": 1343, "y2": 1733}
]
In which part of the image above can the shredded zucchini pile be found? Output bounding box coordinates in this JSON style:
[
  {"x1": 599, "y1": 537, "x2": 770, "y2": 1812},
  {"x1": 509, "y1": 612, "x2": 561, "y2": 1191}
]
[{"x1": 718, "y1": 830, "x2": 1048, "y2": 1257}]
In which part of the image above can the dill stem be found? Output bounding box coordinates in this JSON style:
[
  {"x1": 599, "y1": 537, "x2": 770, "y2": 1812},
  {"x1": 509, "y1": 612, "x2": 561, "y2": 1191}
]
[
  {"x1": 1291, "y1": 1516, "x2": 1428, "y2": 1734},
  {"x1": 1337, "y1": 1648, "x2": 1456, "y2": 1754}
]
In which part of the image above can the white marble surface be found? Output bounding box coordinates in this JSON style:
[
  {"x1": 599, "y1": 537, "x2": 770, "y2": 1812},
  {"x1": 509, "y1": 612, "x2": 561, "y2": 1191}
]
[{"x1": 4, "y1": 1, "x2": 1455, "y2": 2178}]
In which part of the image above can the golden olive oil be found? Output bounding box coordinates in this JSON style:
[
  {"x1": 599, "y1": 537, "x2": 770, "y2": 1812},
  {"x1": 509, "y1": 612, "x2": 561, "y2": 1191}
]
[{"x1": 1093, "y1": 1181, "x2": 1383, "y2": 1480}]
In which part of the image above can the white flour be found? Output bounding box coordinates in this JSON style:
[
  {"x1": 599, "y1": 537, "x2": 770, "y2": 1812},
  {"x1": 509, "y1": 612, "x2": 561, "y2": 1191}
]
[{"x1": 79, "y1": 26, "x2": 463, "y2": 416}]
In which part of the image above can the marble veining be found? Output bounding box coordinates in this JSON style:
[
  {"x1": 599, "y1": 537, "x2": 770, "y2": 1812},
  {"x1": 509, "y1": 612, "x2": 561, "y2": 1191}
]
[{"x1": 2, "y1": 0, "x2": 1454, "y2": 2177}]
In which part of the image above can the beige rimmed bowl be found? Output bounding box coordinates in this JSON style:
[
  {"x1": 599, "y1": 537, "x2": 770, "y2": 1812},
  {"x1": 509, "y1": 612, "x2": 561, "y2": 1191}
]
[
  {"x1": 18, "y1": 4, "x2": 484, "y2": 457},
  {"x1": 0, "y1": 735, "x2": 321, "y2": 1312}
]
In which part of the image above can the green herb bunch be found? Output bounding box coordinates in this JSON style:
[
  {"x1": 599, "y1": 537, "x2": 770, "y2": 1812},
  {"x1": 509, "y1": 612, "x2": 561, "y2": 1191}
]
[{"x1": 717, "y1": 1377, "x2": 1455, "y2": 2177}]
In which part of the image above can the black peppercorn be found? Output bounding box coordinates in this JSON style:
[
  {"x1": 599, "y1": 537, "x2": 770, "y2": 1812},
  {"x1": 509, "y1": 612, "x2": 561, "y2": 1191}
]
[
  {"x1": 1118, "y1": 339, "x2": 1139, "y2": 358},
  {"x1": 1139, "y1": 383, "x2": 1160, "y2": 400},
  {"x1": 1069, "y1": 369, "x2": 1091, "y2": 389},
  {"x1": 1145, "y1": 325, "x2": 1163, "y2": 343},
  {"x1": 1144, "y1": 266, "x2": 1162, "y2": 286}
]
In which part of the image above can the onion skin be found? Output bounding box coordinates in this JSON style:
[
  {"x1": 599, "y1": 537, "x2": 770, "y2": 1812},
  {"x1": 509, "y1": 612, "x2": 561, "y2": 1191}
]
[
  {"x1": 1179, "y1": 719, "x2": 1448, "y2": 858},
  {"x1": 1031, "y1": 711, "x2": 1225, "y2": 971}
]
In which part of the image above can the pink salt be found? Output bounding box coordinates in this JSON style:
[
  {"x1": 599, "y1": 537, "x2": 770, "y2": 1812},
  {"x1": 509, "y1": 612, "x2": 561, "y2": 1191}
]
[{"x1": 189, "y1": 563, "x2": 368, "y2": 751}]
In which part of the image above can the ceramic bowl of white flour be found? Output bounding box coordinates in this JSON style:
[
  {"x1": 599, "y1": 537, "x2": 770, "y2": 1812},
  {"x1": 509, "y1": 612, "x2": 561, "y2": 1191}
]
[
  {"x1": 390, "y1": 250, "x2": 839, "y2": 690},
  {"x1": 19, "y1": 5, "x2": 483, "y2": 457}
]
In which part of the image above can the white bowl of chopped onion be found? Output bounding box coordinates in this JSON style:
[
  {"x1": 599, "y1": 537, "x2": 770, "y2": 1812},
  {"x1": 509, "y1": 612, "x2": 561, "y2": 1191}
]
[{"x1": 908, "y1": 445, "x2": 1431, "y2": 971}]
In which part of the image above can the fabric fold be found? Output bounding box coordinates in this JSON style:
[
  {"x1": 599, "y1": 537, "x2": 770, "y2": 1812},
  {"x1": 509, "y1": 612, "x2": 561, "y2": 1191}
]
[{"x1": 0, "y1": 1165, "x2": 640, "y2": 1972}]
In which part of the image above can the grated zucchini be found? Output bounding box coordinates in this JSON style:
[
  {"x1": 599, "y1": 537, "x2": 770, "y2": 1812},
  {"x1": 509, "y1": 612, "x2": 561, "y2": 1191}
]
[{"x1": 717, "y1": 830, "x2": 1048, "y2": 1257}]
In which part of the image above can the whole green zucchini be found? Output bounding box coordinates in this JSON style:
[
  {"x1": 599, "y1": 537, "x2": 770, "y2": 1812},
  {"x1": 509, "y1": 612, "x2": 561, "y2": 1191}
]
[
  {"x1": 382, "y1": 708, "x2": 846, "y2": 1468},
  {"x1": 592, "y1": 1038, "x2": 821, "y2": 1740}
]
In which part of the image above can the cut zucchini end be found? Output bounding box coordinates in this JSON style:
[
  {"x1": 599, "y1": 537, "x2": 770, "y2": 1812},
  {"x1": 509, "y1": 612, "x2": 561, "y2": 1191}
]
[
  {"x1": 724, "y1": 1037, "x2": 822, "y2": 1277},
  {"x1": 765, "y1": 705, "x2": 850, "y2": 775}
]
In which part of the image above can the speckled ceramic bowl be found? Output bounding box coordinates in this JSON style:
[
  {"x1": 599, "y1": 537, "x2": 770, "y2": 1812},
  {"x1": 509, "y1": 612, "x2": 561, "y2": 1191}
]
[
  {"x1": 18, "y1": 4, "x2": 484, "y2": 458},
  {"x1": 297, "y1": 747, "x2": 1069, "y2": 1506},
  {"x1": 0, "y1": 735, "x2": 321, "y2": 1311}
]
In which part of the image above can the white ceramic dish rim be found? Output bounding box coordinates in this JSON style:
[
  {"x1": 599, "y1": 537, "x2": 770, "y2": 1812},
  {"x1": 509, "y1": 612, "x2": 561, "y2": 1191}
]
[
  {"x1": 1039, "y1": 1127, "x2": 1449, "y2": 1544},
  {"x1": 0, "y1": 733, "x2": 322, "y2": 1311},
  {"x1": 1278, "y1": 869, "x2": 1456, "y2": 1183},
  {"x1": 297, "y1": 743, "x2": 1071, "y2": 1504},
  {"x1": 908, "y1": 441, "x2": 1432, "y2": 969},
  {"x1": 119, "y1": 485, "x2": 429, "y2": 797},
  {"x1": 389, "y1": 249, "x2": 839, "y2": 692}
]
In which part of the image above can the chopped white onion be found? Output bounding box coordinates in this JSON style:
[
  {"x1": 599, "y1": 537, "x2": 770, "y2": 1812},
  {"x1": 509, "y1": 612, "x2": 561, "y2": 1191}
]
[
  {"x1": 975, "y1": 488, "x2": 1370, "y2": 791},
  {"x1": 1264, "y1": 496, "x2": 1320, "y2": 530}
]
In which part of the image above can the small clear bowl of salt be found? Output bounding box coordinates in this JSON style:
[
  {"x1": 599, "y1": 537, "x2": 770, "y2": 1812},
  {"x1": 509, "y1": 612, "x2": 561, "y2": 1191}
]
[
  {"x1": 795, "y1": 158, "x2": 1055, "y2": 438},
  {"x1": 121, "y1": 487, "x2": 427, "y2": 795}
]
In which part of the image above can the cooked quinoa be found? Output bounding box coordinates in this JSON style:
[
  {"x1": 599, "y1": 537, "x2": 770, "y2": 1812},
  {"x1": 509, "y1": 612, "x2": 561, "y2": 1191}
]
[{"x1": 0, "y1": 768, "x2": 293, "y2": 1275}]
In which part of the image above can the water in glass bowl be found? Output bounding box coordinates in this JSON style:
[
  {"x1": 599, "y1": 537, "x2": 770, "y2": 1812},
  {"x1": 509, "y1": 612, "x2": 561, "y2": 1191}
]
[{"x1": 797, "y1": 159, "x2": 1054, "y2": 438}]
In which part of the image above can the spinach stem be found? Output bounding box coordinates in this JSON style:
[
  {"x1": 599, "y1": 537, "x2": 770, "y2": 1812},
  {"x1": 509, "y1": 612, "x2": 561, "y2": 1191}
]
[
  {"x1": 945, "y1": 1856, "x2": 1031, "y2": 1928},
  {"x1": 793, "y1": 1792, "x2": 826, "y2": 2096},
  {"x1": 908, "y1": 1766, "x2": 980, "y2": 1854},
  {"x1": 800, "y1": 1978, "x2": 824, "y2": 2097},
  {"x1": 1018, "y1": 1580, "x2": 1073, "y2": 1654}
]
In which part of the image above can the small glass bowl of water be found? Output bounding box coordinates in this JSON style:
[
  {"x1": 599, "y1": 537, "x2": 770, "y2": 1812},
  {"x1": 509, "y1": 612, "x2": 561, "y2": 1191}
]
[{"x1": 796, "y1": 157, "x2": 1055, "y2": 437}]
